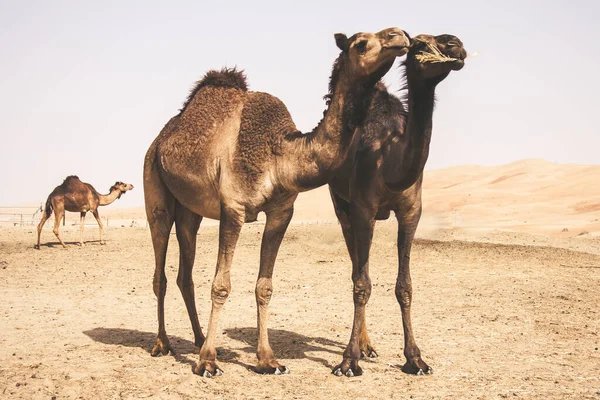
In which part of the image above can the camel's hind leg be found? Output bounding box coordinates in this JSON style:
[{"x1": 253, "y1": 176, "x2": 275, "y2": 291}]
[
  {"x1": 174, "y1": 201, "x2": 205, "y2": 351},
  {"x1": 145, "y1": 164, "x2": 176, "y2": 356},
  {"x1": 329, "y1": 188, "x2": 378, "y2": 359},
  {"x1": 35, "y1": 211, "x2": 51, "y2": 249},
  {"x1": 254, "y1": 205, "x2": 294, "y2": 375},
  {"x1": 91, "y1": 210, "x2": 105, "y2": 245},
  {"x1": 195, "y1": 202, "x2": 244, "y2": 378},
  {"x1": 79, "y1": 212, "x2": 86, "y2": 246},
  {"x1": 52, "y1": 205, "x2": 68, "y2": 248}
]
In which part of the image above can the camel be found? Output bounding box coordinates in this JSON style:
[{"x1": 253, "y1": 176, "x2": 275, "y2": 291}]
[
  {"x1": 143, "y1": 28, "x2": 410, "y2": 377},
  {"x1": 328, "y1": 34, "x2": 467, "y2": 377},
  {"x1": 35, "y1": 176, "x2": 134, "y2": 249}
]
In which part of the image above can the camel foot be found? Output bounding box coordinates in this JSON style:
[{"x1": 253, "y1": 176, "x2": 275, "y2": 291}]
[
  {"x1": 194, "y1": 360, "x2": 223, "y2": 378},
  {"x1": 151, "y1": 337, "x2": 174, "y2": 357},
  {"x1": 255, "y1": 359, "x2": 290, "y2": 375},
  {"x1": 34, "y1": 244, "x2": 40, "y2": 250},
  {"x1": 332, "y1": 359, "x2": 362, "y2": 377},
  {"x1": 78, "y1": 242, "x2": 85, "y2": 247},
  {"x1": 401, "y1": 356, "x2": 433, "y2": 375},
  {"x1": 360, "y1": 343, "x2": 378, "y2": 359},
  {"x1": 100, "y1": 241, "x2": 106, "y2": 246}
]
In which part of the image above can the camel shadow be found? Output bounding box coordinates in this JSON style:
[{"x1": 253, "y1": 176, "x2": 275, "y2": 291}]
[
  {"x1": 38, "y1": 240, "x2": 104, "y2": 248},
  {"x1": 83, "y1": 327, "x2": 201, "y2": 369},
  {"x1": 224, "y1": 327, "x2": 345, "y2": 370}
]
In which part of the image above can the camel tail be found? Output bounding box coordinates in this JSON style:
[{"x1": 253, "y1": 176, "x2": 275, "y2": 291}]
[{"x1": 44, "y1": 195, "x2": 53, "y2": 218}]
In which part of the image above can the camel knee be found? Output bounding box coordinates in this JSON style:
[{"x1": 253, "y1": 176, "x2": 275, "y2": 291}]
[
  {"x1": 53, "y1": 228, "x2": 60, "y2": 237},
  {"x1": 255, "y1": 278, "x2": 273, "y2": 306},
  {"x1": 153, "y1": 276, "x2": 167, "y2": 297},
  {"x1": 176, "y1": 275, "x2": 193, "y2": 291},
  {"x1": 352, "y1": 277, "x2": 372, "y2": 306},
  {"x1": 395, "y1": 282, "x2": 412, "y2": 308},
  {"x1": 211, "y1": 284, "x2": 230, "y2": 305}
]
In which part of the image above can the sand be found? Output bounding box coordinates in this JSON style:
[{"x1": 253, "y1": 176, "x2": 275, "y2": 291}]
[{"x1": 1, "y1": 159, "x2": 599, "y2": 399}]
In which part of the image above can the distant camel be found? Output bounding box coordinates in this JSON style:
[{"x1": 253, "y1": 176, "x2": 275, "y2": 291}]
[
  {"x1": 328, "y1": 34, "x2": 467, "y2": 377},
  {"x1": 144, "y1": 28, "x2": 410, "y2": 376},
  {"x1": 35, "y1": 176, "x2": 134, "y2": 249}
]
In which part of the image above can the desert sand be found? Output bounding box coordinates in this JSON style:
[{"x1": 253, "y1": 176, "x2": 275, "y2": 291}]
[{"x1": 1, "y1": 160, "x2": 599, "y2": 399}]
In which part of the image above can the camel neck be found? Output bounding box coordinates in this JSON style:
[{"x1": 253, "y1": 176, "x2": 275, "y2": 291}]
[
  {"x1": 283, "y1": 67, "x2": 377, "y2": 191},
  {"x1": 98, "y1": 190, "x2": 121, "y2": 206},
  {"x1": 386, "y1": 68, "x2": 437, "y2": 192}
]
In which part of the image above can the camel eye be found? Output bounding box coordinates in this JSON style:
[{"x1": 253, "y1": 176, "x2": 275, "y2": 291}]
[
  {"x1": 447, "y1": 40, "x2": 460, "y2": 47},
  {"x1": 355, "y1": 40, "x2": 368, "y2": 54},
  {"x1": 388, "y1": 31, "x2": 399, "y2": 37}
]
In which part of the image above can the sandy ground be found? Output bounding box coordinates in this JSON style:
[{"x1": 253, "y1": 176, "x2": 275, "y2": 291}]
[
  {"x1": 1, "y1": 160, "x2": 600, "y2": 399},
  {"x1": 0, "y1": 222, "x2": 599, "y2": 399}
]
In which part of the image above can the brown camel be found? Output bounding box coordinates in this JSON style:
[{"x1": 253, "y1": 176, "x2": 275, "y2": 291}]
[
  {"x1": 35, "y1": 176, "x2": 134, "y2": 249},
  {"x1": 328, "y1": 34, "x2": 467, "y2": 376},
  {"x1": 143, "y1": 28, "x2": 410, "y2": 377}
]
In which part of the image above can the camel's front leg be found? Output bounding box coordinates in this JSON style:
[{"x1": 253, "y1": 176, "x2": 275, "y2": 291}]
[
  {"x1": 395, "y1": 199, "x2": 432, "y2": 375},
  {"x1": 79, "y1": 212, "x2": 86, "y2": 246},
  {"x1": 254, "y1": 206, "x2": 293, "y2": 375},
  {"x1": 329, "y1": 188, "x2": 378, "y2": 359},
  {"x1": 195, "y1": 203, "x2": 244, "y2": 378},
  {"x1": 91, "y1": 210, "x2": 105, "y2": 245},
  {"x1": 333, "y1": 199, "x2": 377, "y2": 377}
]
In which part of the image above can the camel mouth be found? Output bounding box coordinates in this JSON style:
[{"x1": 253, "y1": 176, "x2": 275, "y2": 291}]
[
  {"x1": 383, "y1": 45, "x2": 409, "y2": 56},
  {"x1": 450, "y1": 59, "x2": 465, "y2": 70}
]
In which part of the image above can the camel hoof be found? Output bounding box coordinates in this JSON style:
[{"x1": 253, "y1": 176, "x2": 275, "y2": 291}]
[
  {"x1": 100, "y1": 242, "x2": 106, "y2": 246},
  {"x1": 274, "y1": 366, "x2": 289, "y2": 375},
  {"x1": 332, "y1": 359, "x2": 362, "y2": 377},
  {"x1": 194, "y1": 360, "x2": 223, "y2": 378},
  {"x1": 151, "y1": 337, "x2": 174, "y2": 357},
  {"x1": 34, "y1": 245, "x2": 40, "y2": 250},
  {"x1": 361, "y1": 349, "x2": 378, "y2": 359},
  {"x1": 255, "y1": 361, "x2": 289, "y2": 375},
  {"x1": 402, "y1": 357, "x2": 432, "y2": 375}
]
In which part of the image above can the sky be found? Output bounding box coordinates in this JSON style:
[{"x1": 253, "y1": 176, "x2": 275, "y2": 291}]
[{"x1": 1, "y1": 0, "x2": 598, "y2": 207}]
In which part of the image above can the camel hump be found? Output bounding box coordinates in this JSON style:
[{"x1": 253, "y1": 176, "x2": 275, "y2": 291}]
[
  {"x1": 198, "y1": 67, "x2": 248, "y2": 91},
  {"x1": 62, "y1": 175, "x2": 81, "y2": 184},
  {"x1": 180, "y1": 67, "x2": 248, "y2": 113}
]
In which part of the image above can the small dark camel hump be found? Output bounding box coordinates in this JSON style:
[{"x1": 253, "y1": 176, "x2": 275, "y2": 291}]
[{"x1": 180, "y1": 67, "x2": 248, "y2": 112}]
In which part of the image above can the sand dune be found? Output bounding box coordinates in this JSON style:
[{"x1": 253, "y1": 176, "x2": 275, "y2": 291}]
[{"x1": 21, "y1": 159, "x2": 600, "y2": 236}]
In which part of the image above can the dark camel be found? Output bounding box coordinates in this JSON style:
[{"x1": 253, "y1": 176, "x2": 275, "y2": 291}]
[
  {"x1": 143, "y1": 28, "x2": 410, "y2": 377},
  {"x1": 328, "y1": 34, "x2": 467, "y2": 377},
  {"x1": 35, "y1": 176, "x2": 134, "y2": 249}
]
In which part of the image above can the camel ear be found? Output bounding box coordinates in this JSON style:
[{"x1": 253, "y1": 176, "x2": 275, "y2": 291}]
[{"x1": 335, "y1": 33, "x2": 349, "y2": 52}]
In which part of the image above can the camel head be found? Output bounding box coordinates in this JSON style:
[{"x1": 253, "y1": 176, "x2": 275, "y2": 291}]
[
  {"x1": 408, "y1": 34, "x2": 467, "y2": 82},
  {"x1": 109, "y1": 181, "x2": 134, "y2": 199},
  {"x1": 334, "y1": 27, "x2": 410, "y2": 82}
]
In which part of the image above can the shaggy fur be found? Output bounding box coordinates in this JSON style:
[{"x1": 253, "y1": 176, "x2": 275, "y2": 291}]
[{"x1": 180, "y1": 67, "x2": 248, "y2": 113}]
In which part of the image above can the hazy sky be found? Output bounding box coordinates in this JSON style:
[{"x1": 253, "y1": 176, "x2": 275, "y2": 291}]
[{"x1": 1, "y1": 0, "x2": 598, "y2": 207}]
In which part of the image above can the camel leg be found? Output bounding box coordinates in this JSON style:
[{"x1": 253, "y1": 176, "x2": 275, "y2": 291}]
[
  {"x1": 254, "y1": 206, "x2": 294, "y2": 374},
  {"x1": 395, "y1": 199, "x2": 431, "y2": 374},
  {"x1": 79, "y1": 212, "x2": 86, "y2": 246},
  {"x1": 329, "y1": 188, "x2": 378, "y2": 359},
  {"x1": 35, "y1": 212, "x2": 50, "y2": 249},
  {"x1": 91, "y1": 210, "x2": 105, "y2": 245},
  {"x1": 174, "y1": 201, "x2": 205, "y2": 351},
  {"x1": 52, "y1": 206, "x2": 68, "y2": 248},
  {"x1": 194, "y1": 203, "x2": 244, "y2": 377},
  {"x1": 145, "y1": 178, "x2": 176, "y2": 356},
  {"x1": 333, "y1": 186, "x2": 378, "y2": 377}
]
